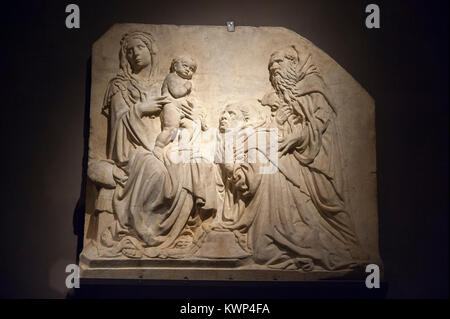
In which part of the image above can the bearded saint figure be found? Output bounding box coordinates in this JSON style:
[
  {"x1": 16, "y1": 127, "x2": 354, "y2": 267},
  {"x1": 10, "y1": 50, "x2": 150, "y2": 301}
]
[{"x1": 221, "y1": 45, "x2": 366, "y2": 271}]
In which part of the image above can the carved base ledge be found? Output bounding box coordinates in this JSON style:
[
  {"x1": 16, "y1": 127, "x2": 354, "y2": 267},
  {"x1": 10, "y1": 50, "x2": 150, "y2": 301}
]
[{"x1": 79, "y1": 253, "x2": 366, "y2": 281}]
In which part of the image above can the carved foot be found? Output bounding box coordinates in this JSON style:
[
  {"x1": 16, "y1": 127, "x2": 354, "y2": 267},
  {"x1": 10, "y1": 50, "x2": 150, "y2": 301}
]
[
  {"x1": 119, "y1": 237, "x2": 143, "y2": 259},
  {"x1": 174, "y1": 234, "x2": 194, "y2": 249}
]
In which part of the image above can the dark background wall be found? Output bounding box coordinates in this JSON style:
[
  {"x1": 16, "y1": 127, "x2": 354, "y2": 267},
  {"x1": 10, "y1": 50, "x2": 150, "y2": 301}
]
[{"x1": 0, "y1": 0, "x2": 448, "y2": 298}]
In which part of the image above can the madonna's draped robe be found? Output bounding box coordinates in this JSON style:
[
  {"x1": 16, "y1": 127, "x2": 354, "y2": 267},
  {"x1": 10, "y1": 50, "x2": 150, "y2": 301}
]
[{"x1": 102, "y1": 75, "x2": 218, "y2": 254}]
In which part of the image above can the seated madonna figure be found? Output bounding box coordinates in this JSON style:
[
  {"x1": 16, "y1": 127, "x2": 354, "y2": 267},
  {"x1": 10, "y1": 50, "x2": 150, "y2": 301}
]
[
  {"x1": 90, "y1": 31, "x2": 217, "y2": 259},
  {"x1": 218, "y1": 46, "x2": 366, "y2": 271}
]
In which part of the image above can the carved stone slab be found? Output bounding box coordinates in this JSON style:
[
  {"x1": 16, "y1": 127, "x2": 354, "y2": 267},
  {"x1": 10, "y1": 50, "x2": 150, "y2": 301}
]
[{"x1": 80, "y1": 24, "x2": 382, "y2": 281}]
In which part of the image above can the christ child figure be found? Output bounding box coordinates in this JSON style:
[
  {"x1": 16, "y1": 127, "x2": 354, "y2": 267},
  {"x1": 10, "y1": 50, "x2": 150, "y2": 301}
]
[{"x1": 154, "y1": 55, "x2": 198, "y2": 158}]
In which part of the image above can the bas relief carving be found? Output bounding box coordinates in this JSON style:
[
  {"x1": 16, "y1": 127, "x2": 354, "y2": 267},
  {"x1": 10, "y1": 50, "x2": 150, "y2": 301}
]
[{"x1": 81, "y1": 25, "x2": 381, "y2": 279}]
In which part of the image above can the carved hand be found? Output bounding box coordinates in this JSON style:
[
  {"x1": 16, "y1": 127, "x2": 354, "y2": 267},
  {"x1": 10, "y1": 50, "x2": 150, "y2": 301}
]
[
  {"x1": 153, "y1": 146, "x2": 164, "y2": 161},
  {"x1": 278, "y1": 130, "x2": 305, "y2": 156},
  {"x1": 136, "y1": 95, "x2": 170, "y2": 117},
  {"x1": 275, "y1": 105, "x2": 293, "y2": 124},
  {"x1": 231, "y1": 167, "x2": 250, "y2": 197},
  {"x1": 184, "y1": 81, "x2": 192, "y2": 93},
  {"x1": 178, "y1": 99, "x2": 195, "y2": 121},
  {"x1": 198, "y1": 110, "x2": 208, "y2": 130},
  {"x1": 112, "y1": 166, "x2": 128, "y2": 185}
]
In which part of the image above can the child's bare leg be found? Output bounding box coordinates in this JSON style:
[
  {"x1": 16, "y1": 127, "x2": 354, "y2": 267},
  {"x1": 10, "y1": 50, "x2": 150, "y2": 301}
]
[
  {"x1": 154, "y1": 103, "x2": 180, "y2": 158},
  {"x1": 178, "y1": 118, "x2": 194, "y2": 145}
]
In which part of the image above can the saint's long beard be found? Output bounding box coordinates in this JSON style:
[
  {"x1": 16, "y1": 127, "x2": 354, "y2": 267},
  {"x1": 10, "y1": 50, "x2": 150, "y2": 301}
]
[{"x1": 269, "y1": 64, "x2": 298, "y2": 104}]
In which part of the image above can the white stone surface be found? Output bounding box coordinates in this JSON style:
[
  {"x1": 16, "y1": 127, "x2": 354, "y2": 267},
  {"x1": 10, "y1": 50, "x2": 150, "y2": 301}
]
[{"x1": 80, "y1": 24, "x2": 381, "y2": 280}]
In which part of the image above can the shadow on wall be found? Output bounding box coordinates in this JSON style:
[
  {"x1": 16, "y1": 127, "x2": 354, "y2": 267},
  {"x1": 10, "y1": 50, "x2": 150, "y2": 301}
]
[{"x1": 72, "y1": 57, "x2": 91, "y2": 267}]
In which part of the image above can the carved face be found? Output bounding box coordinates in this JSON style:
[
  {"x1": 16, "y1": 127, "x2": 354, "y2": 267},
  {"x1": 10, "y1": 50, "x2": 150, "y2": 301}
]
[
  {"x1": 268, "y1": 48, "x2": 299, "y2": 95},
  {"x1": 173, "y1": 58, "x2": 196, "y2": 80},
  {"x1": 126, "y1": 38, "x2": 152, "y2": 72},
  {"x1": 219, "y1": 105, "x2": 246, "y2": 133},
  {"x1": 268, "y1": 49, "x2": 297, "y2": 76}
]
